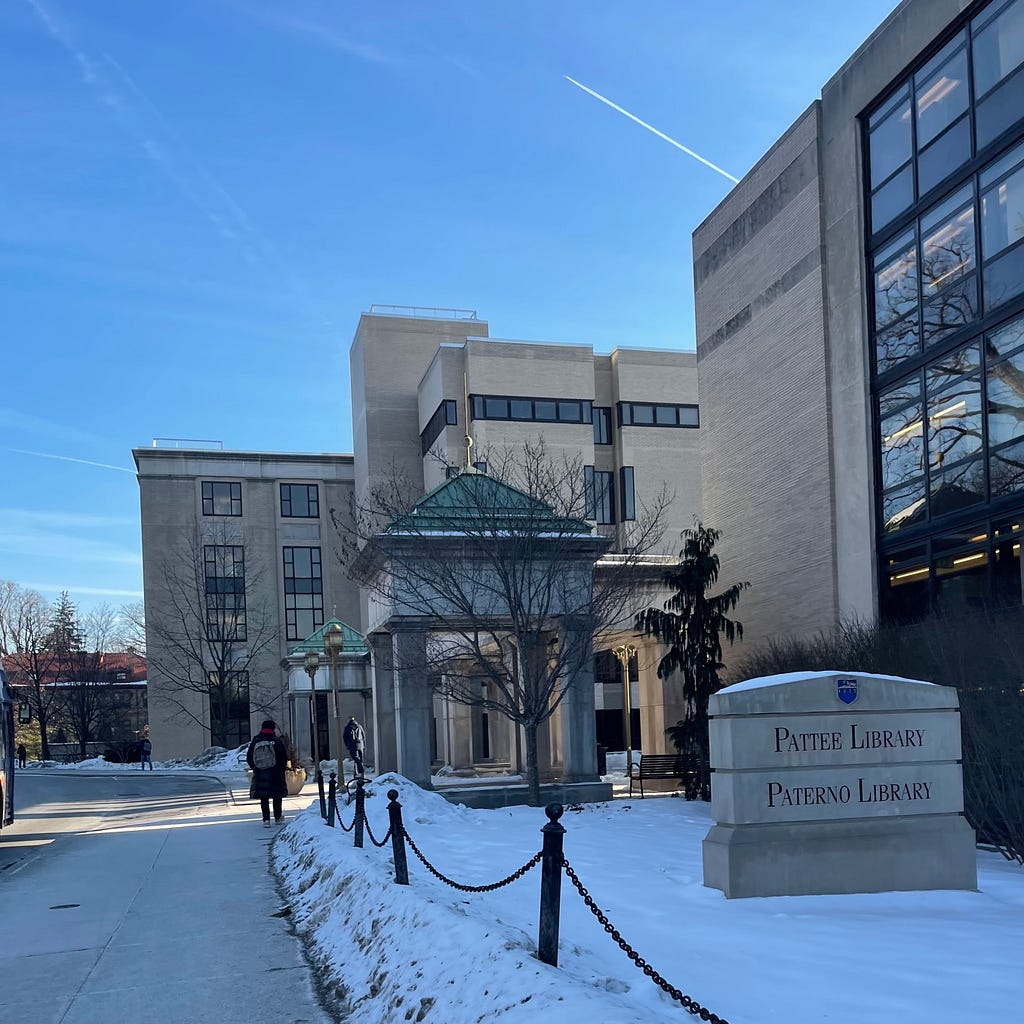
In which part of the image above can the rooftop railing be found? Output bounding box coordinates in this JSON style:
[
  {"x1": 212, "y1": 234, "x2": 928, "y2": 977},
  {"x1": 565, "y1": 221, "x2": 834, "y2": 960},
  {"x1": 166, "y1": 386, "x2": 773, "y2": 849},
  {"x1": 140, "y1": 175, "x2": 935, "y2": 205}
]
[{"x1": 367, "y1": 304, "x2": 479, "y2": 320}]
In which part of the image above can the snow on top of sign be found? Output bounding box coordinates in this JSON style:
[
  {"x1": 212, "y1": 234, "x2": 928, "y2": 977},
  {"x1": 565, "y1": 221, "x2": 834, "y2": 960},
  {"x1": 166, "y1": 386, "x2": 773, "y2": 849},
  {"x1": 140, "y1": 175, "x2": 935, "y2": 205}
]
[{"x1": 719, "y1": 670, "x2": 936, "y2": 694}]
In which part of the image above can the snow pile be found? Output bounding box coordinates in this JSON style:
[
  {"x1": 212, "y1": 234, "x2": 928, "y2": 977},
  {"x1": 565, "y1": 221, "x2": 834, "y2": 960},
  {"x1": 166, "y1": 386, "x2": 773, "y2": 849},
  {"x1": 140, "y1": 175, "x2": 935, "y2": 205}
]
[
  {"x1": 272, "y1": 778, "x2": 1024, "y2": 1024},
  {"x1": 160, "y1": 744, "x2": 249, "y2": 772},
  {"x1": 24, "y1": 744, "x2": 251, "y2": 772}
]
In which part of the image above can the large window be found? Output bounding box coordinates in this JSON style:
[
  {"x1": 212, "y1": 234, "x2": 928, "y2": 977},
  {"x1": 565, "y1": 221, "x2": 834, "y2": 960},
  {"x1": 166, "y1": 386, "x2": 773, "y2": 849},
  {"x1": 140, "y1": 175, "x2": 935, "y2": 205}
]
[
  {"x1": 593, "y1": 406, "x2": 612, "y2": 445},
  {"x1": 204, "y1": 545, "x2": 246, "y2": 641},
  {"x1": 584, "y1": 467, "x2": 615, "y2": 524},
  {"x1": 209, "y1": 672, "x2": 250, "y2": 748},
  {"x1": 283, "y1": 546, "x2": 323, "y2": 641},
  {"x1": 868, "y1": 0, "x2": 1024, "y2": 234},
  {"x1": 202, "y1": 481, "x2": 242, "y2": 516},
  {"x1": 470, "y1": 394, "x2": 593, "y2": 425},
  {"x1": 868, "y1": 0, "x2": 1024, "y2": 620},
  {"x1": 280, "y1": 483, "x2": 319, "y2": 518}
]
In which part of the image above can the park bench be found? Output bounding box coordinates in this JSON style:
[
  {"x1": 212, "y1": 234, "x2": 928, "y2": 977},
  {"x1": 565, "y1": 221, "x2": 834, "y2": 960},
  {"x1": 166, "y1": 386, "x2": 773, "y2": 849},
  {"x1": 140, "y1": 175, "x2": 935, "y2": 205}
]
[{"x1": 628, "y1": 752, "x2": 707, "y2": 799}]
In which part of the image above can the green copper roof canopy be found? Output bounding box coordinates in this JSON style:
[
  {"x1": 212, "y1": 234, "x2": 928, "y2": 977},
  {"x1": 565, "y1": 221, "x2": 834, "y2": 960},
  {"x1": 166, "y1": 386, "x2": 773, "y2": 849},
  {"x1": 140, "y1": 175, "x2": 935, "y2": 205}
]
[
  {"x1": 289, "y1": 618, "x2": 368, "y2": 655},
  {"x1": 384, "y1": 471, "x2": 593, "y2": 535}
]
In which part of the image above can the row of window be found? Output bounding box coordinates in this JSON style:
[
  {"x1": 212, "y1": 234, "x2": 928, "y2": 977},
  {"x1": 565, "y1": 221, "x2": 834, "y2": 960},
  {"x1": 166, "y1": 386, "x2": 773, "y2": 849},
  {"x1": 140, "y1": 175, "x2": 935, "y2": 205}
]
[
  {"x1": 873, "y1": 138, "x2": 1024, "y2": 375},
  {"x1": 469, "y1": 394, "x2": 594, "y2": 425},
  {"x1": 584, "y1": 466, "x2": 636, "y2": 524},
  {"x1": 868, "y1": 0, "x2": 1024, "y2": 232},
  {"x1": 201, "y1": 481, "x2": 321, "y2": 519},
  {"x1": 465, "y1": 394, "x2": 700, "y2": 435},
  {"x1": 203, "y1": 544, "x2": 326, "y2": 642},
  {"x1": 882, "y1": 517, "x2": 1022, "y2": 621},
  {"x1": 618, "y1": 402, "x2": 699, "y2": 428},
  {"x1": 878, "y1": 310, "x2": 1024, "y2": 534}
]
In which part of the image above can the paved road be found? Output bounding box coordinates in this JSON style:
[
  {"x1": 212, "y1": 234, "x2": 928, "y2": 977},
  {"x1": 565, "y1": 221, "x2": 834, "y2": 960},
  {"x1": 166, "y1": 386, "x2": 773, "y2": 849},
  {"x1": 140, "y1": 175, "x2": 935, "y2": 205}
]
[
  {"x1": 0, "y1": 770, "x2": 227, "y2": 875},
  {"x1": 0, "y1": 772, "x2": 330, "y2": 1024}
]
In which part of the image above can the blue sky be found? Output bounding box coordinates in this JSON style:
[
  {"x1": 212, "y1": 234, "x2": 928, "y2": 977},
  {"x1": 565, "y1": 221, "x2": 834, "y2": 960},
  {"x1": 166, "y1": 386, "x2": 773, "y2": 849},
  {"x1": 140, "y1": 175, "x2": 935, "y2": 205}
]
[{"x1": 1, "y1": 0, "x2": 901, "y2": 613}]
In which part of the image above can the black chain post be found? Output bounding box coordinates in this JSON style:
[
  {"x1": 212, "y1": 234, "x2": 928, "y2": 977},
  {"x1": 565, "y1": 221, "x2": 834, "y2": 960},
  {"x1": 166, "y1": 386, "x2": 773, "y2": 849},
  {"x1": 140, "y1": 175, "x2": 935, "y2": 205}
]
[
  {"x1": 387, "y1": 789, "x2": 409, "y2": 885},
  {"x1": 317, "y1": 767, "x2": 327, "y2": 820},
  {"x1": 327, "y1": 772, "x2": 337, "y2": 828},
  {"x1": 537, "y1": 803, "x2": 565, "y2": 967},
  {"x1": 354, "y1": 776, "x2": 366, "y2": 849}
]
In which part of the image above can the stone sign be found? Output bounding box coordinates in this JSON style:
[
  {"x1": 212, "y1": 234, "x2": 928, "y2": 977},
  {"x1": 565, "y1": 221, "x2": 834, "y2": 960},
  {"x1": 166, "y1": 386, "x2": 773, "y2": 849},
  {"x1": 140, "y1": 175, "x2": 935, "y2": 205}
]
[{"x1": 702, "y1": 672, "x2": 978, "y2": 898}]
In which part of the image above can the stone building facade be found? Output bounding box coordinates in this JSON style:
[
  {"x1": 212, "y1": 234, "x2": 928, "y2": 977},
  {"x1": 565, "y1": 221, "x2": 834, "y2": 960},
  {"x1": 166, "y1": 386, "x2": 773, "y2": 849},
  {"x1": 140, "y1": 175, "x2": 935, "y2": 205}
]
[
  {"x1": 137, "y1": 309, "x2": 701, "y2": 770},
  {"x1": 695, "y1": 0, "x2": 1024, "y2": 658}
]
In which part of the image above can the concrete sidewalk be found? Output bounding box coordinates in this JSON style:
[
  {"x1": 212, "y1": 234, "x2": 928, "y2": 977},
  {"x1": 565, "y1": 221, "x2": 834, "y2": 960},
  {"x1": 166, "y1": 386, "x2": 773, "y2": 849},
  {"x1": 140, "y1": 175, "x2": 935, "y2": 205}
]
[{"x1": 0, "y1": 775, "x2": 331, "y2": 1024}]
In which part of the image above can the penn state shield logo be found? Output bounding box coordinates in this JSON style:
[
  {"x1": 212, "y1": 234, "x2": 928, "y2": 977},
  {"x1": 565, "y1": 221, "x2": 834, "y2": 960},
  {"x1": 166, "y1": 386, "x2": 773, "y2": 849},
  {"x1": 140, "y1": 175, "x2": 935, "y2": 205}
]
[{"x1": 837, "y1": 678, "x2": 859, "y2": 705}]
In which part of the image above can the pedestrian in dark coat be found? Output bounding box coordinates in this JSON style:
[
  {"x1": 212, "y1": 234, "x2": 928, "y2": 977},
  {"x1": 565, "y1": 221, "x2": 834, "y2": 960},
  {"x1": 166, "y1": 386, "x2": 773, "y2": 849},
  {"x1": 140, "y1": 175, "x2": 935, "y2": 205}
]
[
  {"x1": 17, "y1": 744, "x2": 27, "y2": 769},
  {"x1": 342, "y1": 716, "x2": 365, "y2": 777},
  {"x1": 247, "y1": 719, "x2": 288, "y2": 827}
]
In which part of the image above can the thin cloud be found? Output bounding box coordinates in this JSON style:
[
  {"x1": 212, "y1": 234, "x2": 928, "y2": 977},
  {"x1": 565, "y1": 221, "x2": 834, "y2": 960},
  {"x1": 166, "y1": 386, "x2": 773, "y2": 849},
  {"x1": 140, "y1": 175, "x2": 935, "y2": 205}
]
[
  {"x1": 24, "y1": 0, "x2": 333, "y2": 333},
  {"x1": 0, "y1": 509, "x2": 137, "y2": 530},
  {"x1": 7, "y1": 448, "x2": 135, "y2": 474},
  {"x1": 252, "y1": 10, "x2": 393, "y2": 65},
  {"x1": 24, "y1": 583, "x2": 144, "y2": 598},
  {"x1": 565, "y1": 76, "x2": 740, "y2": 184},
  {"x1": 0, "y1": 405, "x2": 111, "y2": 448}
]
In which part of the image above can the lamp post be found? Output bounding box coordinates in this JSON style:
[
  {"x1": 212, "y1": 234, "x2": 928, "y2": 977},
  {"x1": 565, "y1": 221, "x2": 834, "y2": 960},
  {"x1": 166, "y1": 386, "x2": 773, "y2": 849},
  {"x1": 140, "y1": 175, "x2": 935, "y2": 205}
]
[
  {"x1": 612, "y1": 643, "x2": 637, "y2": 773},
  {"x1": 324, "y1": 622, "x2": 344, "y2": 773},
  {"x1": 303, "y1": 650, "x2": 322, "y2": 778}
]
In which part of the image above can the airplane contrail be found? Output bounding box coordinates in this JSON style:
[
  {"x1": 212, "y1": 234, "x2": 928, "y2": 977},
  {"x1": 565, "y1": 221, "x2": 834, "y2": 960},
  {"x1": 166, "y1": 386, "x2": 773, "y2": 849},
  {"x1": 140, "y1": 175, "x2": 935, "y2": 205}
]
[
  {"x1": 565, "y1": 76, "x2": 740, "y2": 184},
  {"x1": 7, "y1": 449, "x2": 135, "y2": 473}
]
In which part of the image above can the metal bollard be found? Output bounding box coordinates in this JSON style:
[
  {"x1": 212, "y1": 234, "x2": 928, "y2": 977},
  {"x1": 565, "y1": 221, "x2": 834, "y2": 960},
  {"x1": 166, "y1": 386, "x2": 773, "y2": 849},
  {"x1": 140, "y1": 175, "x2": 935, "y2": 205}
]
[
  {"x1": 387, "y1": 789, "x2": 409, "y2": 885},
  {"x1": 354, "y1": 776, "x2": 366, "y2": 849},
  {"x1": 537, "y1": 803, "x2": 565, "y2": 967},
  {"x1": 317, "y1": 768, "x2": 327, "y2": 820},
  {"x1": 327, "y1": 772, "x2": 337, "y2": 828}
]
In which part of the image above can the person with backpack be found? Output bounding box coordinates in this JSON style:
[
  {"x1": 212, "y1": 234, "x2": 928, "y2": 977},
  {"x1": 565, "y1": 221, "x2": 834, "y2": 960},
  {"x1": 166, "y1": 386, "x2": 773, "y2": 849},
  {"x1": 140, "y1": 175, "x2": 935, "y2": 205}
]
[
  {"x1": 139, "y1": 732, "x2": 153, "y2": 770},
  {"x1": 247, "y1": 720, "x2": 287, "y2": 827}
]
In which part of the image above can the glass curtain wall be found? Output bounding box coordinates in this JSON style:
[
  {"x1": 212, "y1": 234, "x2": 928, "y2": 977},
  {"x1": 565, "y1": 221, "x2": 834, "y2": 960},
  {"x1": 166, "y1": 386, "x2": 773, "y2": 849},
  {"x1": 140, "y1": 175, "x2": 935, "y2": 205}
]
[{"x1": 867, "y1": 0, "x2": 1024, "y2": 618}]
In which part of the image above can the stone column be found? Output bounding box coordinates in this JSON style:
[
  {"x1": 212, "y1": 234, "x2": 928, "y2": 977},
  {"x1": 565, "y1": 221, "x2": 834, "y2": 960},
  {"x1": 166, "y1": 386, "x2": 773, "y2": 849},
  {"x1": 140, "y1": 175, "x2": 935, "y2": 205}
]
[
  {"x1": 367, "y1": 631, "x2": 397, "y2": 773},
  {"x1": 559, "y1": 624, "x2": 598, "y2": 782},
  {"x1": 392, "y1": 626, "x2": 433, "y2": 787}
]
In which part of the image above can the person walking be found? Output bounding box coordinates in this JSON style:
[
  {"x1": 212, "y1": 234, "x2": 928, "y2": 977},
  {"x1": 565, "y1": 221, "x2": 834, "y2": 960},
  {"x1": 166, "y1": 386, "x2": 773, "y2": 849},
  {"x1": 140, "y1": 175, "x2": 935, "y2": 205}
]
[
  {"x1": 247, "y1": 720, "x2": 287, "y2": 827},
  {"x1": 342, "y1": 716, "x2": 365, "y2": 778},
  {"x1": 17, "y1": 744, "x2": 27, "y2": 769},
  {"x1": 139, "y1": 733, "x2": 154, "y2": 770}
]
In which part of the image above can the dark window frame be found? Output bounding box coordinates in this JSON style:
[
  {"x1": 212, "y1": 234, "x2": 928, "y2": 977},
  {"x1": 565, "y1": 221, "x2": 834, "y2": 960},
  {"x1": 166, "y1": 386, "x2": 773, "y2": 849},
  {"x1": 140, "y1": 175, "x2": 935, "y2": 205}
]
[
  {"x1": 421, "y1": 399, "x2": 459, "y2": 455},
  {"x1": 620, "y1": 466, "x2": 636, "y2": 521},
  {"x1": 617, "y1": 401, "x2": 699, "y2": 428},
  {"x1": 584, "y1": 466, "x2": 616, "y2": 524},
  {"x1": 469, "y1": 393, "x2": 593, "y2": 425},
  {"x1": 201, "y1": 480, "x2": 242, "y2": 517},
  {"x1": 592, "y1": 406, "x2": 612, "y2": 445},
  {"x1": 280, "y1": 483, "x2": 320, "y2": 518},
  {"x1": 283, "y1": 546, "x2": 324, "y2": 642},
  {"x1": 203, "y1": 544, "x2": 247, "y2": 641}
]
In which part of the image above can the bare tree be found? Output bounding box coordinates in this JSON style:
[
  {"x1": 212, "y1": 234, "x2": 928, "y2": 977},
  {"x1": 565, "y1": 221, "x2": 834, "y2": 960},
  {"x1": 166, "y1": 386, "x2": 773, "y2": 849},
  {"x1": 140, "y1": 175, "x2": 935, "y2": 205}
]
[
  {"x1": 144, "y1": 525, "x2": 281, "y2": 747},
  {"x1": 117, "y1": 601, "x2": 147, "y2": 655},
  {"x1": 0, "y1": 583, "x2": 61, "y2": 759},
  {"x1": 341, "y1": 441, "x2": 669, "y2": 805}
]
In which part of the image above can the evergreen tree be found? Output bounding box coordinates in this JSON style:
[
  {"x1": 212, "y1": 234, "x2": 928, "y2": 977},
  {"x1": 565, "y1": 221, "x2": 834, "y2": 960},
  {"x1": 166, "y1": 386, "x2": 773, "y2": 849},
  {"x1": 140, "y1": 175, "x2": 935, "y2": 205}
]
[
  {"x1": 636, "y1": 521, "x2": 748, "y2": 800},
  {"x1": 46, "y1": 591, "x2": 83, "y2": 656}
]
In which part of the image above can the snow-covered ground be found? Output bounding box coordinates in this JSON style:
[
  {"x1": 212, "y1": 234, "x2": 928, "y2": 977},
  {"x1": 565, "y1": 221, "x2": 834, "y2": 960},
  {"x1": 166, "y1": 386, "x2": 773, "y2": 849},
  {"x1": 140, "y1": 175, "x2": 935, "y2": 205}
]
[
  {"x1": 21, "y1": 744, "x2": 251, "y2": 773},
  {"x1": 272, "y1": 774, "x2": 1023, "y2": 1024}
]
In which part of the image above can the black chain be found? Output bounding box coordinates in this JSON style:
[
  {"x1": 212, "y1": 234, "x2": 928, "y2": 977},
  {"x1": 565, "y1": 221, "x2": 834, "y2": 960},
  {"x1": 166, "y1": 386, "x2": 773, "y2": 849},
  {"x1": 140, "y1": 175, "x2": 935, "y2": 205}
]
[
  {"x1": 562, "y1": 858, "x2": 729, "y2": 1024},
  {"x1": 362, "y1": 813, "x2": 393, "y2": 848},
  {"x1": 403, "y1": 827, "x2": 542, "y2": 892},
  {"x1": 337, "y1": 807, "x2": 356, "y2": 833}
]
